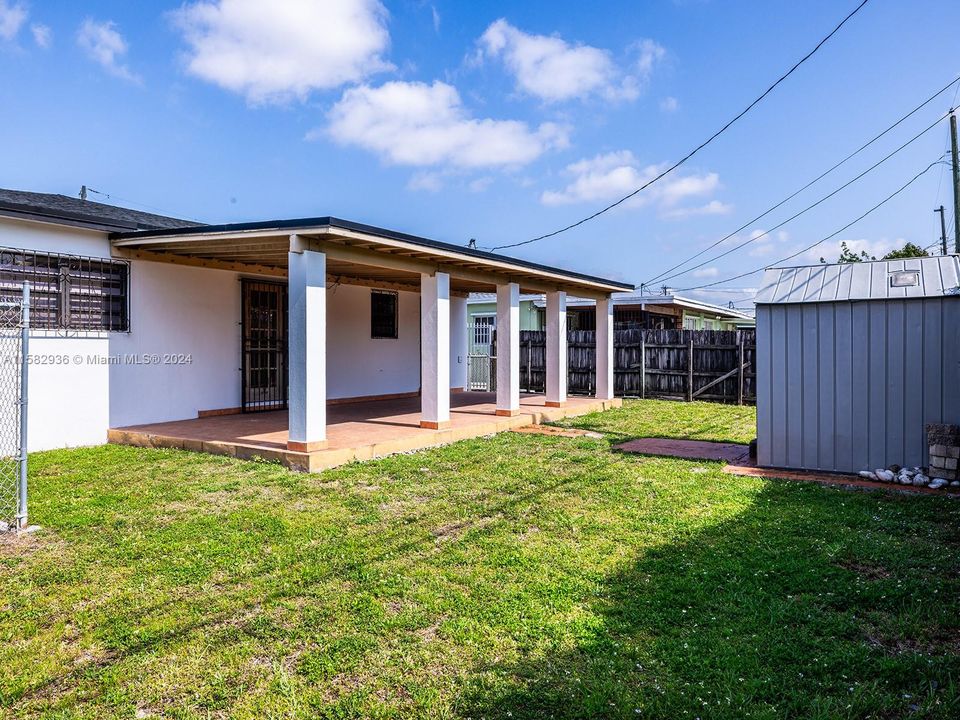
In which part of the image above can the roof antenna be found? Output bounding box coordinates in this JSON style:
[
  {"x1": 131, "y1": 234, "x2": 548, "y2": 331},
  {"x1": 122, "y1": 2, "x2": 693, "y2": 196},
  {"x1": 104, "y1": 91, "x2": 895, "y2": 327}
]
[
  {"x1": 467, "y1": 238, "x2": 477, "y2": 249},
  {"x1": 79, "y1": 185, "x2": 87, "y2": 201}
]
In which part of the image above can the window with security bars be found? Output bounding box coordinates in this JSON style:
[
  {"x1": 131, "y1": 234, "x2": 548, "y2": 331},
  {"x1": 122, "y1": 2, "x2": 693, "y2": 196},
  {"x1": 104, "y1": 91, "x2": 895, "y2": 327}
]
[
  {"x1": 371, "y1": 290, "x2": 398, "y2": 339},
  {"x1": 0, "y1": 248, "x2": 129, "y2": 331}
]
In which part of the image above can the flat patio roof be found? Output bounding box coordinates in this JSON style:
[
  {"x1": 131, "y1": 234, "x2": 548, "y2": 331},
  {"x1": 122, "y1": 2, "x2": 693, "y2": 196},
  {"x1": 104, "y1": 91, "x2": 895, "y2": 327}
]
[{"x1": 110, "y1": 217, "x2": 633, "y2": 298}]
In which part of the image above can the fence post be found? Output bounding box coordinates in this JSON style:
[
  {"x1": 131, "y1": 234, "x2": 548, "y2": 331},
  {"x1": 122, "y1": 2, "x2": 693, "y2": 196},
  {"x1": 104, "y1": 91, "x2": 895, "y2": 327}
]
[
  {"x1": 737, "y1": 336, "x2": 744, "y2": 406},
  {"x1": 17, "y1": 282, "x2": 29, "y2": 531},
  {"x1": 525, "y1": 339, "x2": 531, "y2": 392},
  {"x1": 686, "y1": 332, "x2": 694, "y2": 402},
  {"x1": 640, "y1": 332, "x2": 646, "y2": 399}
]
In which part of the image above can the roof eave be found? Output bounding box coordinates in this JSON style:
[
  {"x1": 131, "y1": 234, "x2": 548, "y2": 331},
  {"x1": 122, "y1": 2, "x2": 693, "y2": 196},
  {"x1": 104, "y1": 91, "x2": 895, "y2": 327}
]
[{"x1": 110, "y1": 216, "x2": 634, "y2": 294}]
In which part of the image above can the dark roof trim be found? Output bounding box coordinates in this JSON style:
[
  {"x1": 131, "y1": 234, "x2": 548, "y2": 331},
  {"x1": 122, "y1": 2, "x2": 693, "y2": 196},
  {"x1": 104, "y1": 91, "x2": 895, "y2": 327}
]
[{"x1": 111, "y1": 216, "x2": 634, "y2": 291}]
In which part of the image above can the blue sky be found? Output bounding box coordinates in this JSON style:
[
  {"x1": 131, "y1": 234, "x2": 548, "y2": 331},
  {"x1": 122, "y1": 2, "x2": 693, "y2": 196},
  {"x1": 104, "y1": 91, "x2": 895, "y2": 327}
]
[{"x1": 1, "y1": 0, "x2": 957, "y2": 307}]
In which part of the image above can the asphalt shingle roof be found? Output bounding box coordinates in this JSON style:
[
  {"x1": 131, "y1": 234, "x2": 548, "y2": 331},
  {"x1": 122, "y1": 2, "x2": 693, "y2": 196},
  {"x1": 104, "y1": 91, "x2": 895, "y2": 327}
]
[{"x1": 0, "y1": 188, "x2": 200, "y2": 231}]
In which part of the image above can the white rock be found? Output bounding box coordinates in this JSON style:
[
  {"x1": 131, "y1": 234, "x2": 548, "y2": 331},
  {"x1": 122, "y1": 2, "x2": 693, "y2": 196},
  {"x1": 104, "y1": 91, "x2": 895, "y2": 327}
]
[
  {"x1": 903, "y1": 468, "x2": 916, "y2": 477},
  {"x1": 950, "y1": 481, "x2": 960, "y2": 487},
  {"x1": 859, "y1": 470, "x2": 879, "y2": 481},
  {"x1": 899, "y1": 476, "x2": 913, "y2": 485},
  {"x1": 929, "y1": 481, "x2": 947, "y2": 490},
  {"x1": 913, "y1": 474, "x2": 929, "y2": 486},
  {"x1": 875, "y1": 469, "x2": 896, "y2": 482}
]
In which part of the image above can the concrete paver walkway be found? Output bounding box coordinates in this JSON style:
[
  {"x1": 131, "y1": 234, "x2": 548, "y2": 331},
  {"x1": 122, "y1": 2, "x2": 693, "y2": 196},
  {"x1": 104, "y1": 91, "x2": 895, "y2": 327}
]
[{"x1": 614, "y1": 437, "x2": 960, "y2": 497}]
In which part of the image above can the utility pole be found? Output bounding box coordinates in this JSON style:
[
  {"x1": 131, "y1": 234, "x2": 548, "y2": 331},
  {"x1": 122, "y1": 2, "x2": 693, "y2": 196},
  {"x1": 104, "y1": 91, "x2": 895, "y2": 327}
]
[
  {"x1": 935, "y1": 205, "x2": 948, "y2": 255},
  {"x1": 950, "y1": 111, "x2": 960, "y2": 253},
  {"x1": 79, "y1": 185, "x2": 87, "y2": 201}
]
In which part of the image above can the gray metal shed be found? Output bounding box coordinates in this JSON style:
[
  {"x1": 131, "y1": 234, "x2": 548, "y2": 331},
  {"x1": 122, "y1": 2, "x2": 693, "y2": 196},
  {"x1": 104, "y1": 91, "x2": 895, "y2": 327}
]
[{"x1": 754, "y1": 256, "x2": 960, "y2": 474}]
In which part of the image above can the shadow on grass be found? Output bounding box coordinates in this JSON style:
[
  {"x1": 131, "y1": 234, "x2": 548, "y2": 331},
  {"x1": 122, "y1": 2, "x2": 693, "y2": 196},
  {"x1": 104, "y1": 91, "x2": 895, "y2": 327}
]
[{"x1": 456, "y1": 483, "x2": 960, "y2": 719}]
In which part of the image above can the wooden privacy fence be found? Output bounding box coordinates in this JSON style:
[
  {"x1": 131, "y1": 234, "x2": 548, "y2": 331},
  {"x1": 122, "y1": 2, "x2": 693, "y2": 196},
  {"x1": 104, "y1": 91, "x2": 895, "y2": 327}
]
[{"x1": 519, "y1": 328, "x2": 756, "y2": 404}]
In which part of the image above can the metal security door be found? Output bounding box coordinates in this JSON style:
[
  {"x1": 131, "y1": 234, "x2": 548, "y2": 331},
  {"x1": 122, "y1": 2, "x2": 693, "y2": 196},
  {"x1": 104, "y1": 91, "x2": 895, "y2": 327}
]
[{"x1": 241, "y1": 280, "x2": 288, "y2": 412}]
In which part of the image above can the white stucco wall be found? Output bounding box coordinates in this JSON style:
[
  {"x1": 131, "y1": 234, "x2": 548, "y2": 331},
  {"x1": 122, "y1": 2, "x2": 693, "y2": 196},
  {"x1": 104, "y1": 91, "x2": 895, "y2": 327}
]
[
  {"x1": 109, "y1": 261, "x2": 242, "y2": 427},
  {"x1": 326, "y1": 284, "x2": 421, "y2": 399},
  {"x1": 0, "y1": 217, "x2": 112, "y2": 451},
  {"x1": 450, "y1": 296, "x2": 467, "y2": 390}
]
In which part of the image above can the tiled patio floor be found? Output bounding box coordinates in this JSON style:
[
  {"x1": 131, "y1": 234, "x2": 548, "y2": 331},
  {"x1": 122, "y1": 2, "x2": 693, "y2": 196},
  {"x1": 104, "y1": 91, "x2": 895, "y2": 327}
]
[{"x1": 109, "y1": 392, "x2": 621, "y2": 472}]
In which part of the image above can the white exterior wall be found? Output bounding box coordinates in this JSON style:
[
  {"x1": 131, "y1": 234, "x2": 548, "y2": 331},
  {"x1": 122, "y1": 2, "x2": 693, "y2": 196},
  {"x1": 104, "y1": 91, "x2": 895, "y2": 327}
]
[
  {"x1": 450, "y1": 296, "x2": 467, "y2": 390},
  {"x1": 0, "y1": 218, "x2": 112, "y2": 451},
  {"x1": 326, "y1": 284, "x2": 420, "y2": 399},
  {"x1": 109, "y1": 261, "x2": 242, "y2": 427}
]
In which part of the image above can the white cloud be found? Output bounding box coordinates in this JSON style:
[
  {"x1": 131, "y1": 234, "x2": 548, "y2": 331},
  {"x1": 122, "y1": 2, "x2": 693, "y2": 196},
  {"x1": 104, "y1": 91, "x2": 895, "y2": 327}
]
[
  {"x1": 407, "y1": 171, "x2": 443, "y2": 192},
  {"x1": 172, "y1": 0, "x2": 392, "y2": 104},
  {"x1": 662, "y1": 200, "x2": 733, "y2": 219},
  {"x1": 31, "y1": 23, "x2": 50, "y2": 48},
  {"x1": 324, "y1": 80, "x2": 569, "y2": 168},
  {"x1": 541, "y1": 150, "x2": 723, "y2": 217},
  {"x1": 746, "y1": 229, "x2": 789, "y2": 256},
  {"x1": 659, "y1": 96, "x2": 678, "y2": 113},
  {"x1": 633, "y1": 38, "x2": 665, "y2": 77},
  {"x1": 804, "y1": 237, "x2": 904, "y2": 264},
  {"x1": 692, "y1": 267, "x2": 719, "y2": 278},
  {"x1": 431, "y1": 6, "x2": 440, "y2": 33},
  {"x1": 478, "y1": 19, "x2": 662, "y2": 103},
  {"x1": 469, "y1": 176, "x2": 494, "y2": 193},
  {"x1": 0, "y1": 1, "x2": 26, "y2": 42},
  {"x1": 77, "y1": 19, "x2": 140, "y2": 83}
]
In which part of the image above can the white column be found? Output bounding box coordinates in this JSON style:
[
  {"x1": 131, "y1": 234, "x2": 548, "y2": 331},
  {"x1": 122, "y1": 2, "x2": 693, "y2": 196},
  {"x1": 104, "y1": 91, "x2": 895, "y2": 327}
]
[
  {"x1": 420, "y1": 272, "x2": 451, "y2": 429},
  {"x1": 545, "y1": 290, "x2": 567, "y2": 407},
  {"x1": 596, "y1": 296, "x2": 615, "y2": 400},
  {"x1": 495, "y1": 282, "x2": 520, "y2": 416},
  {"x1": 287, "y1": 237, "x2": 327, "y2": 451}
]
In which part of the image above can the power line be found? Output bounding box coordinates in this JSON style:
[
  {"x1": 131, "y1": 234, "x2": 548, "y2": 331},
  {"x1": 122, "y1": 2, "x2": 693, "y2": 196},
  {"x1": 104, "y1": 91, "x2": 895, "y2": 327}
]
[
  {"x1": 490, "y1": 0, "x2": 872, "y2": 251},
  {"x1": 649, "y1": 115, "x2": 950, "y2": 286},
  {"x1": 676, "y1": 158, "x2": 944, "y2": 291},
  {"x1": 643, "y1": 74, "x2": 960, "y2": 286},
  {"x1": 81, "y1": 186, "x2": 200, "y2": 222}
]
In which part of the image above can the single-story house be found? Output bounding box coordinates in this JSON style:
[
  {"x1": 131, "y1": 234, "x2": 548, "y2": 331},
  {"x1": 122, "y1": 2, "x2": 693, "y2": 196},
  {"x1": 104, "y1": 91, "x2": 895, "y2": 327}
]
[
  {"x1": 553, "y1": 293, "x2": 755, "y2": 331},
  {"x1": 467, "y1": 291, "x2": 754, "y2": 333},
  {"x1": 0, "y1": 188, "x2": 631, "y2": 469}
]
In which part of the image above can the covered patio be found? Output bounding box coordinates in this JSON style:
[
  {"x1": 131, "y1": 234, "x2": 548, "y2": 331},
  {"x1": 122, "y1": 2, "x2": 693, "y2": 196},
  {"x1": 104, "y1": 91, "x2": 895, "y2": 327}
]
[
  {"x1": 108, "y1": 217, "x2": 631, "y2": 470},
  {"x1": 108, "y1": 392, "x2": 620, "y2": 472}
]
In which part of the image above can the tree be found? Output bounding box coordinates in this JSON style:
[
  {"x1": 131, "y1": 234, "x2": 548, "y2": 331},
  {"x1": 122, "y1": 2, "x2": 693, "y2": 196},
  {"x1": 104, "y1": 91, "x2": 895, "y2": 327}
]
[
  {"x1": 880, "y1": 242, "x2": 929, "y2": 260},
  {"x1": 821, "y1": 241, "x2": 929, "y2": 264},
  {"x1": 821, "y1": 241, "x2": 872, "y2": 264}
]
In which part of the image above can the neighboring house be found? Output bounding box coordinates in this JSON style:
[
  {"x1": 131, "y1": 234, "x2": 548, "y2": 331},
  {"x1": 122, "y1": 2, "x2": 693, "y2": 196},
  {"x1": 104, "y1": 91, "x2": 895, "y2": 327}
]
[
  {"x1": 466, "y1": 292, "x2": 542, "y2": 349},
  {"x1": 484, "y1": 293, "x2": 755, "y2": 332},
  {"x1": 0, "y1": 188, "x2": 631, "y2": 455}
]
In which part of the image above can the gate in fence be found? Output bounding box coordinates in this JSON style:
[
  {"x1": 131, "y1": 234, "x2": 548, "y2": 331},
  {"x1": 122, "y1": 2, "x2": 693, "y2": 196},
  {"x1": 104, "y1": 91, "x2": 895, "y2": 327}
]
[
  {"x1": 0, "y1": 283, "x2": 28, "y2": 531},
  {"x1": 466, "y1": 322, "x2": 496, "y2": 391},
  {"x1": 519, "y1": 328, "x2": 756, "y2": 404}
]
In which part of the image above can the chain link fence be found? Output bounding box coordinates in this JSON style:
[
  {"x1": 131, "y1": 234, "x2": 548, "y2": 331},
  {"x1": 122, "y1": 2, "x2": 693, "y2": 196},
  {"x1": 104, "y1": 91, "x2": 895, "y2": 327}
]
[{"x1": 0, "y1": 284, "x2": 28, "y2": 531}]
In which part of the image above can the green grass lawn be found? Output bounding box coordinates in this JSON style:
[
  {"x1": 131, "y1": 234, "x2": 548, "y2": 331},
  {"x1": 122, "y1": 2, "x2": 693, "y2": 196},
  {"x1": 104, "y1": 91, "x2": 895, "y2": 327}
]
[{"x1": 1, "y1": 400, "x2": 959, "y2": 719}]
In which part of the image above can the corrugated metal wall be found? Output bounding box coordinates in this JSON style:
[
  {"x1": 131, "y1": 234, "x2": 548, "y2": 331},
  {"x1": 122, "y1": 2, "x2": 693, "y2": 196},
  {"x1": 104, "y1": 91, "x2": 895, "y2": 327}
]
[{"x1": 756, "y1": 297, "x2": 960, "y2": 473}]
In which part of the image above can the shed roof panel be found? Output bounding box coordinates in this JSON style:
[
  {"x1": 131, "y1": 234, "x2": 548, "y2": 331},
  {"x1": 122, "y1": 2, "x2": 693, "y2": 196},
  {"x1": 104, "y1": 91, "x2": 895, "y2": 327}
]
[{"x1": 755, "y1": 256, "x2": 960, "y2": 304}]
